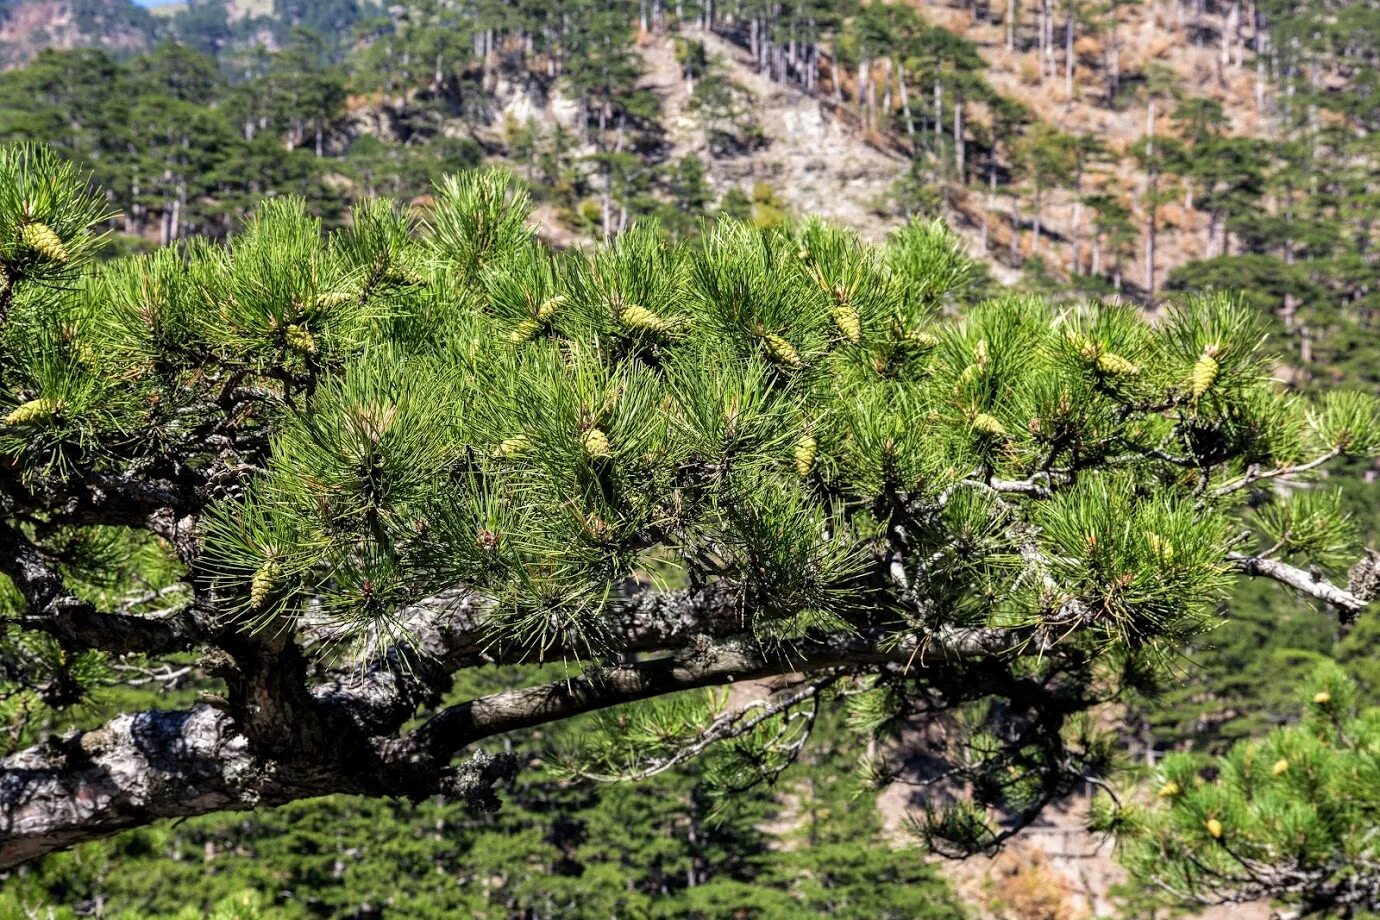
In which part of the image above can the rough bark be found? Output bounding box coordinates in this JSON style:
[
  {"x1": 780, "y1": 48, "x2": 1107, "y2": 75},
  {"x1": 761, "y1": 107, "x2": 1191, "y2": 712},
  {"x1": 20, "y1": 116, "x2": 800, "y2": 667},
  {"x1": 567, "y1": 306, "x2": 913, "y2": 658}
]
[{"x1": 0, "y1": 577, "x2": 1018, "y2": 870}]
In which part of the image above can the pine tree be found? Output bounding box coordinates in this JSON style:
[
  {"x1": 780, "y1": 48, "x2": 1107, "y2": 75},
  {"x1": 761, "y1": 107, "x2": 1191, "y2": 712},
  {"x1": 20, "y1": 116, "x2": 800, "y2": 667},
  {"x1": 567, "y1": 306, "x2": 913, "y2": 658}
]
[
  {"x1": 0, "y1": 143, "x2": 1376, "y2": 874},
  {"x1": 1102, "y1": 663, "x2": 1380, "y2": 916}
]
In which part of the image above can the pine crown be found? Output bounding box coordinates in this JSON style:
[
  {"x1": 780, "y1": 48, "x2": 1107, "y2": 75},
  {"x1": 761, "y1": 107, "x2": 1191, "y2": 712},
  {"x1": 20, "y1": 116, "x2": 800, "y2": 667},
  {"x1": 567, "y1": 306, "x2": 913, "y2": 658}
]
[{"x1": 1, "y1": 149, "x2": 1376, "y2": 671}]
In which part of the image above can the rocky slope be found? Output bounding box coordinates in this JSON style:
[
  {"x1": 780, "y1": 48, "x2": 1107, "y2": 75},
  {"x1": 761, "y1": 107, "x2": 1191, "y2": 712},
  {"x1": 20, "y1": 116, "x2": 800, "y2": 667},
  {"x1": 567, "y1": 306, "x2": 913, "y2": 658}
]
[{"x1": 0, "y1": 0, "x2": 155, "y2": 67}]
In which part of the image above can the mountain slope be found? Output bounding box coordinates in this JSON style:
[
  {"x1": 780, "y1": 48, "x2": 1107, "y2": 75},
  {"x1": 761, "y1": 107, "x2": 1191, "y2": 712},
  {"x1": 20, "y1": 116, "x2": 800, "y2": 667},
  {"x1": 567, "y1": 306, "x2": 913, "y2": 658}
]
[{"x1": 0, "y1": 0, "x2": 156, "y2": 67}]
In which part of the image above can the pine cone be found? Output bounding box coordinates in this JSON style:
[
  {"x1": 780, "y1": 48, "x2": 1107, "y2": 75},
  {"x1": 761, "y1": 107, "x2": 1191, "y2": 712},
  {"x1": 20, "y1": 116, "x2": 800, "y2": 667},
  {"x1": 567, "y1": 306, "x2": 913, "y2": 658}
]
[
  {"x1": 285, "y1": 324, "x2": 318, "y2": 355},
  {"x1": 764, "y1": 333, "x2": 802, "y2": 367},
  {"x1": 20, "y1": 221, "x2": 68, "y2": 263},
  {"x1": 1271, "y1": 758, "x2": 1289, "y2": 776},
  {"x1": 250, "y1": 560, "x2": 282, "y2": 610},
  {"x1": 1204, "y1": 818, "x2": 1223, "y2": 839},
  {"x1": 956, "y1": 363, "x2": 983, "y2": 390},
  {"x1": 1346, "y1": 548, "x2": 1380, "y2": 603},
  {"x1": 971, "y1": 412, "x2": 1007, "y2": 437},
  {"x1": 1191, "y1": 346, "x2": 1221, "y2": 399},
  {"x1": 621, "y1": 303, "x2": 672, "y2": 334},
  {"x1": 793, "y1": 434, "x2": 818, "y2": 477},
  {"x1": 509, "y1": 318, "x2": 542, "y2": 344},
  {"x1": 383, "y1": 265, "x2": 425, "y2": 286},
  {"x1": 582, "y1": 427, "x2": 611, "y2": 458},
  {"x1": 1147, "y1": 533, "x2": 1174, "y2": 561},
  {"x1": 1157, "y1": 780, "x2": 1181, "y2": 798},
  {"x1": 4, "y1": 397, "x2": 59, "y2": 427},
  {"x1": 494, "y1": 435, "x2": 531, "y2": 458},
  {"x1": 536, "y1": 295, "x2": 566, "y2": 324},
  {"x1": 315, "y1": 291, "x2": 354, "y2": 309},
  {"x1": 906, "y1": 330, "x2": 939, "y2": 350},
  {"x1": 1096, "y1": 352, "x2": 1139, "y2": 375},
  {"x1": 832, "y1": 304, "x2": 861, "y2": 343},
  {"x1": 974, "y1": 339, "x2": 990, "y2": 368}
]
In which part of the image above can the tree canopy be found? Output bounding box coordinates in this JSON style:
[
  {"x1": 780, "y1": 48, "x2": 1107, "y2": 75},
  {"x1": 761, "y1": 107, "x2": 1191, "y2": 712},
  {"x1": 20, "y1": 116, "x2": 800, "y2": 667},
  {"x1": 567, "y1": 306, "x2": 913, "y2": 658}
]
[{"x1": 0, "y1": 143, "x2": 1376, "y2": 880}]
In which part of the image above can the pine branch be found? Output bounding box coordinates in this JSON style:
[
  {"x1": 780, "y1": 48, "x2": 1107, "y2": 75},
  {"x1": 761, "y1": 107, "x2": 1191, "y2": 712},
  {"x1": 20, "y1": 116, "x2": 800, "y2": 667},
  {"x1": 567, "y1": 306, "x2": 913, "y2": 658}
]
[
  {"x1": 570, "y1": 675, "x2": 837, "y2": 783},
  {"x1": 384, "y1": 624, "x2": 1022, "y2": 767},
  {"x1": 1210, "y1": 447, "x2": 1344, "y2": 497},
  {"x1": 1227, "y1": 552, "x2": 1368, "y2": 619},
  {"x1": 0, "y1": 706, "x2": 255, "y2": 871},
  {"x1": 0, "y1": 523, "x2": 210, "y2": 655},
  {"x1": 316, "y1": 583, "x2": 764, "y2": 735}
]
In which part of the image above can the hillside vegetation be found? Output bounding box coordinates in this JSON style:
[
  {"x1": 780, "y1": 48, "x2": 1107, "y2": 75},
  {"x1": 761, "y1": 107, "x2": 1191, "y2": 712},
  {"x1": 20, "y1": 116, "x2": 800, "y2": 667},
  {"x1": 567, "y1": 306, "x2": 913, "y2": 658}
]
[{"x1": 0, "y1": 2, "x2": 1378, "y2": 918}]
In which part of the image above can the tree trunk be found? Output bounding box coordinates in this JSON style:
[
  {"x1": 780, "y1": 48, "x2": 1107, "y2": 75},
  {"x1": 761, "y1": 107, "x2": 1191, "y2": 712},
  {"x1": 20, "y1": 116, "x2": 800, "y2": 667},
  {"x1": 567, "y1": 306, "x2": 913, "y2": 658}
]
[
  {"x1": 602, "y1": 162, "x2": 613, "y2": 238},
  {"x1": 1070, "y1": 181, "x2": 1082, "y2": 274},
  {"x1": 898, "y1": 64, "x2": 915, "y2": 136},
  {"x1": 1065, "y1": 2, "x2": 1075, "y2": 96},
  {"x1": 954, "y1": 98, "x2": 965, "y2": 179},
  {"x1": 1144, "y1": 99, "x2": 1157, "y2": 296},
  {"x1": 1107, "y1": 3, "x2": 1120, "y2": 102},
  {"x1": 984, "y1": 159, "x2": 996, "y2": 252},
  {"x1": 934, "y1": 81, "x2": 943, "y2": 148}
]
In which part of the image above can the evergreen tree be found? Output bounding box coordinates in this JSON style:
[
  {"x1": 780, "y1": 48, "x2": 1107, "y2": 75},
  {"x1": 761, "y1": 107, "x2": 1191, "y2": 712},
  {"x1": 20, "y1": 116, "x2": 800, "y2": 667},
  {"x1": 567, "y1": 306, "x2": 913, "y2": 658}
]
[
  {"x1": 0, "y1": 143, "x2": 1376, "y2": 884},
  {"x1": 1105, "y1": 663, "x2": 1380, "y2": 917}
]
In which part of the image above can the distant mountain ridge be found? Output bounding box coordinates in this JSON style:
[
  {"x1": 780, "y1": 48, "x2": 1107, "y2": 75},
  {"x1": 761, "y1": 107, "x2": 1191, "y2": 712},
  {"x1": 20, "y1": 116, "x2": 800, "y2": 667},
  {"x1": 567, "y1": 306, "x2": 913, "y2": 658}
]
[
  {"x1": 0, "y1": 0, "x2": 157, "y2": 67},
  {"x1": 0, "y1": 0, "x2": 373, "y2": 67}
]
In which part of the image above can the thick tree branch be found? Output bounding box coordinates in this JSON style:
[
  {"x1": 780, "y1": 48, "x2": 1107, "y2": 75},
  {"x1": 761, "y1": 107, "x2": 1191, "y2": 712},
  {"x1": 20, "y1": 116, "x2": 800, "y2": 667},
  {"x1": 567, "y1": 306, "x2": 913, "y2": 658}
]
[
  {"x1": 0, "y1": 706, "x2": 259, "y2": 870},
  {"x1": 1228, "y1": 552, "x2": 1368, "y2": 619},
  {"x1": 314, "y1": 582, "x2": 758, "y2": 736},
  {"x1": 386, "y1": 624, "x2": 1020, "y2": 766},
  {"x1": 0, "y1": 523, "x2": 210, "y2": 655}
]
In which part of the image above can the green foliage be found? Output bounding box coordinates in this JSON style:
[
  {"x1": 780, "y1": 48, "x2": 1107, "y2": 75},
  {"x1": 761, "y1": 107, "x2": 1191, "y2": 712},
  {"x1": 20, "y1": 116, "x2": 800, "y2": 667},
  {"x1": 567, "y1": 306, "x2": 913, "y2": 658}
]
[
  {"x1": 4, "y1": 156, "x2": 1349, "y2": 680},
  {"x1": 1106, "y1": 664, "x2": 1380, "y2": 916},
  {"x1": 0, "y1": 691, "x2": 967, "y2": 920}
]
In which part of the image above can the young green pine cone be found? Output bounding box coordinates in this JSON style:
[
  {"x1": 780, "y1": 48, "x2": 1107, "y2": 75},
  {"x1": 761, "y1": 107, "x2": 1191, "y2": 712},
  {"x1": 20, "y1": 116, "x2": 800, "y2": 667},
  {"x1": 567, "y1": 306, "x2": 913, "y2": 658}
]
[
  {"x1": 955, "y1": 363, "x2": 983, "y2": 389},
  {"x1": 509, "y1": 318, "x2": 542, "y2": 344},
  {"x1": 973, "y1": 338, "x2": 990, "y2": 368},
  {"x1": 1191, "y1": 345, "x2": 1221, "y2": 399},
  {"x1": 383, "y1": 265, "x2": 425, "y2": 286},
  {"x1": 1157, "y1": 780, "x2": 1181, "y2": 798},
  {"x1": 764, "y1": 333, "x2": 802, "y2": 368},
  {"x1": 3, "y1": 397, "x2": 59, "y2": 427},
  {"x1": 315, "y1": 291, "x2": 354, "y2": 309},
  {"x1": 284, "y1": 324, "x2": 318, "y2": 355},
  {"x1": 793, "y1": 433, "x2": 818, "y2": 477},
  {"x1": 1095, "y1": 352, "x2": 1139, "y2": 375},
  {"x1": 582, "y1": 427, "x2": 611, "y2": 458},
  {"x1": 970, "y1": 412, "x2": 1007, "y2": 437},
  {"x1": 1066, "y1": 328, "x2": 1094, "y2": 356},
  {"x1": 1147, "y1": 533, "x2": 1174, "y2": 561},
  {"x1": 20, "y1": 221, "x2": 68, "y2": 263},
  {"x1": 250, "y1": 560, "x2": 282, "y2": 610},
  {"x1": 1271, "y1": 758, "x2": 1289, "y2": 776},
  {"x1": 831, "y1": 304, "x2": 861, "y2": 343},
  {"x1": 536, "y1": 295, "x2": 566, "y2": 324},
  {"x1": 905, "y1": 330, "x2": 939, "y2": 350},
  {"x1": 1204, "y1": 818, "x2": 1223, "y2": 839},
  {"x1": 620, "y1": 303, "x2": 672, "y2": 334},
  {"x1": 494, "y1": 435, "x2": 532, "y2": 458}
]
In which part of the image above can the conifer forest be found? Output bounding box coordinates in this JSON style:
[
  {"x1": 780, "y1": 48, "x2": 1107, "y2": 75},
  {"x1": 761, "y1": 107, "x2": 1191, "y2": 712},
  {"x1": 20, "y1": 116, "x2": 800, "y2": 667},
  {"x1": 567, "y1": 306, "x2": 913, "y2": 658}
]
[{"x1": 0, "y1": 0, "x2": 1379, "y2": 917}]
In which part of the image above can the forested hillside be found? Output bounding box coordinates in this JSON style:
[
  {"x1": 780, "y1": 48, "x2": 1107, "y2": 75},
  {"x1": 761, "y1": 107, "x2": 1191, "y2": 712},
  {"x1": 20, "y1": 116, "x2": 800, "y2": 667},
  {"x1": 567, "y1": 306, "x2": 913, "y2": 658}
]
[
  {"x1": 0, "y1": 1, "x2": 1378, "y2": 918},
  {"x1": 1, "y1": 0, "x2": 1377, "y2": 384}
]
